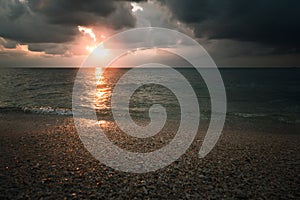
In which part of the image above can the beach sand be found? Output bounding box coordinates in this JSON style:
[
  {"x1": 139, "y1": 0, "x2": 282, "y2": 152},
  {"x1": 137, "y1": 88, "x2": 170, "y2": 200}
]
[{"x1": 0, "y1": 112, "x2": 299, "y2": 199}]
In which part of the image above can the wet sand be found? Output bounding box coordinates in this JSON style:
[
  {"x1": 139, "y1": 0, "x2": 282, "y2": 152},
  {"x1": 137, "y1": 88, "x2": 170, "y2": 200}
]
[{"x1": 0, "y1": 112, "x2": 299, "y2": 199}]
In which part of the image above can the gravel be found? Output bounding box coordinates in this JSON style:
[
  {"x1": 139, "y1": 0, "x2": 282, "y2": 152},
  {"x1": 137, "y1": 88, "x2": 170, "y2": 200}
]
[{"x1": 0, "y1": 112, "x2": 299, "y2": 199}]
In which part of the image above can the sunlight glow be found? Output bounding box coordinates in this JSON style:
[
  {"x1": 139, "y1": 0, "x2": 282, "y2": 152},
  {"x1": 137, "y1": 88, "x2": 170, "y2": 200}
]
[
  {"x1": 131, "y1": 2, "x2": 143, "y2": 12},
  {"x1": 96, "y1": 120, "x2": 107, "y2": 125},
  {"x1": 86, "y1": 45, "x2": 97, "y2": 53},
  {"x1": 95, "y1": 67, "x2": 102, "y2": 80},
  {"x1": 77, "y1": 26, "x2": 108, "y2": 53},
  {"x1": 78, "y1": 26, "x2": 97, "y2": 42},
  {"x1": 16, "y1": 44, "x2": 29, "y2": 51},
  {"x1": 0, "y1": 43, "x2": 44, "y2": 56},
  {"x1": 95, "y1": 67, "x2": 104, "y2": 101},
  {"x1": 19, "y1": 0, "x2": 27, "y2": 3},
  {"x1": 94, "y1": 67, "x2": 111, "y2": 112},
  {"x1": 94, "y1": 43, "x2": 109, "y2": 57}
]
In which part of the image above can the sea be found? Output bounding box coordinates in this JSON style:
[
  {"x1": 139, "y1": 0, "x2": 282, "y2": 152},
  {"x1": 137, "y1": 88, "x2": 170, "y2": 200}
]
[{"x1": 0, "y1": 67, "x2": 299, "y2": 124}]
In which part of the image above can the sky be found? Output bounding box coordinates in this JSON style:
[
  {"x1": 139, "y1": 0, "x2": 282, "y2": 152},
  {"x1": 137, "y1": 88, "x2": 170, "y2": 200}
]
[{"x1": 0, "y1": 0, "x2": 299, "y2": 67}]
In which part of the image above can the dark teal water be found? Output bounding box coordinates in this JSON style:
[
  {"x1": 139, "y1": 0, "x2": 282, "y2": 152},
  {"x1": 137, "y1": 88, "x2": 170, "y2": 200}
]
[{"x1": 0, "y1": 68, "x2": 299, "y2": 123}]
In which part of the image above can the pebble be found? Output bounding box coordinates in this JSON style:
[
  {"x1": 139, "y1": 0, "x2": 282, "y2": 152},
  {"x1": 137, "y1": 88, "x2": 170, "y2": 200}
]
[{"x1": 0, "y1": 114, "x2": 299, "y2": 199}]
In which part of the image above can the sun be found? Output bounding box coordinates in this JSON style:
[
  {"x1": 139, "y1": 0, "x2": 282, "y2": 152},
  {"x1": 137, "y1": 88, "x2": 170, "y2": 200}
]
[
  {"x1": 86, "y1": 45, "x2": 97, "y2": 53},
  {"x1": 77, "y1": 25, "x2": 106, "y2": 54}
]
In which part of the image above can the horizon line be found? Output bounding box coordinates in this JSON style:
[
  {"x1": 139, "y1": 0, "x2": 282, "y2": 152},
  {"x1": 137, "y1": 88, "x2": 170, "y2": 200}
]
[{"x1": 1, "y1": 66, "x2": 299, "y2": 69}]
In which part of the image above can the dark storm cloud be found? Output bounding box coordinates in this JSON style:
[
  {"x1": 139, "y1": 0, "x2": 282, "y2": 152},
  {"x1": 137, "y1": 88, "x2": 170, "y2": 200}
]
[
  {"x1": 162, "y1": 0, "x2": 300, "y2": 53},
  {"x1": 28, "y1": 0, "x2": 116, "y2": 26},
  {"x1": 0, "y1": 37, "x2": 18, "y2": 49},
  {"x1": 0, "y1": 0, "x2": 143, "y2": 44},
  {"x1": 28, "y1": 43, "x2": 69, "y2": 55}
]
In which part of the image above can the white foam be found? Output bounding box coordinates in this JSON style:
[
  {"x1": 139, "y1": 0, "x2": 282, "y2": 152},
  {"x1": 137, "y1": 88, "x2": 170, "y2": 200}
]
[{"x1": 22, "y1": 106, "x2": 73, "y2": 116}]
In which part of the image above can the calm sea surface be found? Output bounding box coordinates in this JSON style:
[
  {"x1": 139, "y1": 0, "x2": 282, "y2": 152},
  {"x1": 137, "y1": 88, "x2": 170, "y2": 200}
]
[{"x1": 0, "y1": 68, "x2": 299, "y2": 124}]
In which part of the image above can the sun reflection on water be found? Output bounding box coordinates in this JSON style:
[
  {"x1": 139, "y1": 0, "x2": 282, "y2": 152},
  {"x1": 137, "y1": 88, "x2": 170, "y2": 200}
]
[{"x1": 94, "y1": 67, "x2": 112, "y2": 112}]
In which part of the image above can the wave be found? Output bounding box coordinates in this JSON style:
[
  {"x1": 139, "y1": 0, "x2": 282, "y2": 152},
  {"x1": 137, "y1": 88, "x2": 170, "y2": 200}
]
[
  {"x1": 228, "y1": 112, "x2": 300, "y2": 124},
  {"x1": 0, "y1": 106, "x2": 73, "y2": 116},
  {"x1": 0, "y1": 106, "x2": 299, "y2": 124},
  {"x1": 229, "y1": 112, "x2": 268, "y2": 118},
  {"x1": 23, "y1": 106, "x2": 73, "y2": 116},
  {"x1": 277, "y1": 117, "x2": 300, "y2": 124}
]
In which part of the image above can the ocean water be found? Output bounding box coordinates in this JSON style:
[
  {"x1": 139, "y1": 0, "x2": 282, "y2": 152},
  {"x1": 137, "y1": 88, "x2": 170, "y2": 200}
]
[{"x1": 0, "y1": 68, "x2": 299, "y2": 124}]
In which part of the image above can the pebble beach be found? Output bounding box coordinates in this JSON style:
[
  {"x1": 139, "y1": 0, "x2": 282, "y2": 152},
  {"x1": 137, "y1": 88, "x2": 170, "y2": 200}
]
[{"x1": 0, "y1": 111, "x2": 299, "y2": 199}]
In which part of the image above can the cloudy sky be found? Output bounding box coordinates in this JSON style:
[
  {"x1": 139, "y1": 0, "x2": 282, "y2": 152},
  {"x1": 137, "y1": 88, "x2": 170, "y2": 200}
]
[{"x1": 0, "y1": 0, "x2": 299, "y2": 67}]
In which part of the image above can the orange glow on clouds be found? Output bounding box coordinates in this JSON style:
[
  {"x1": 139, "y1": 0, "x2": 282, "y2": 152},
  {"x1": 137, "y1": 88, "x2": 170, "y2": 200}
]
[
  {"x1": 86, "y1": 45, "x2": 97, "y2": 53},
  {"x1": 78, "y1": 26, "x2": 97, "y2": 42},
  {"x1": 0, "y1": 26, "x2": 110, "y2": 60},
  {"x1": 77, "y1": 26, "x2": 107, "y2": 53},
  {"x1": 0, "y1": 42, "x2": 44, "y2": 56}
]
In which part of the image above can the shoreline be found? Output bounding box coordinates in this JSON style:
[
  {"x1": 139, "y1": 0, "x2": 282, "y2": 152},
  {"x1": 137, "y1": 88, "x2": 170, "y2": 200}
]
[{"x1": 0, "y1": 112, "x2": 299, "y2": 199}]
